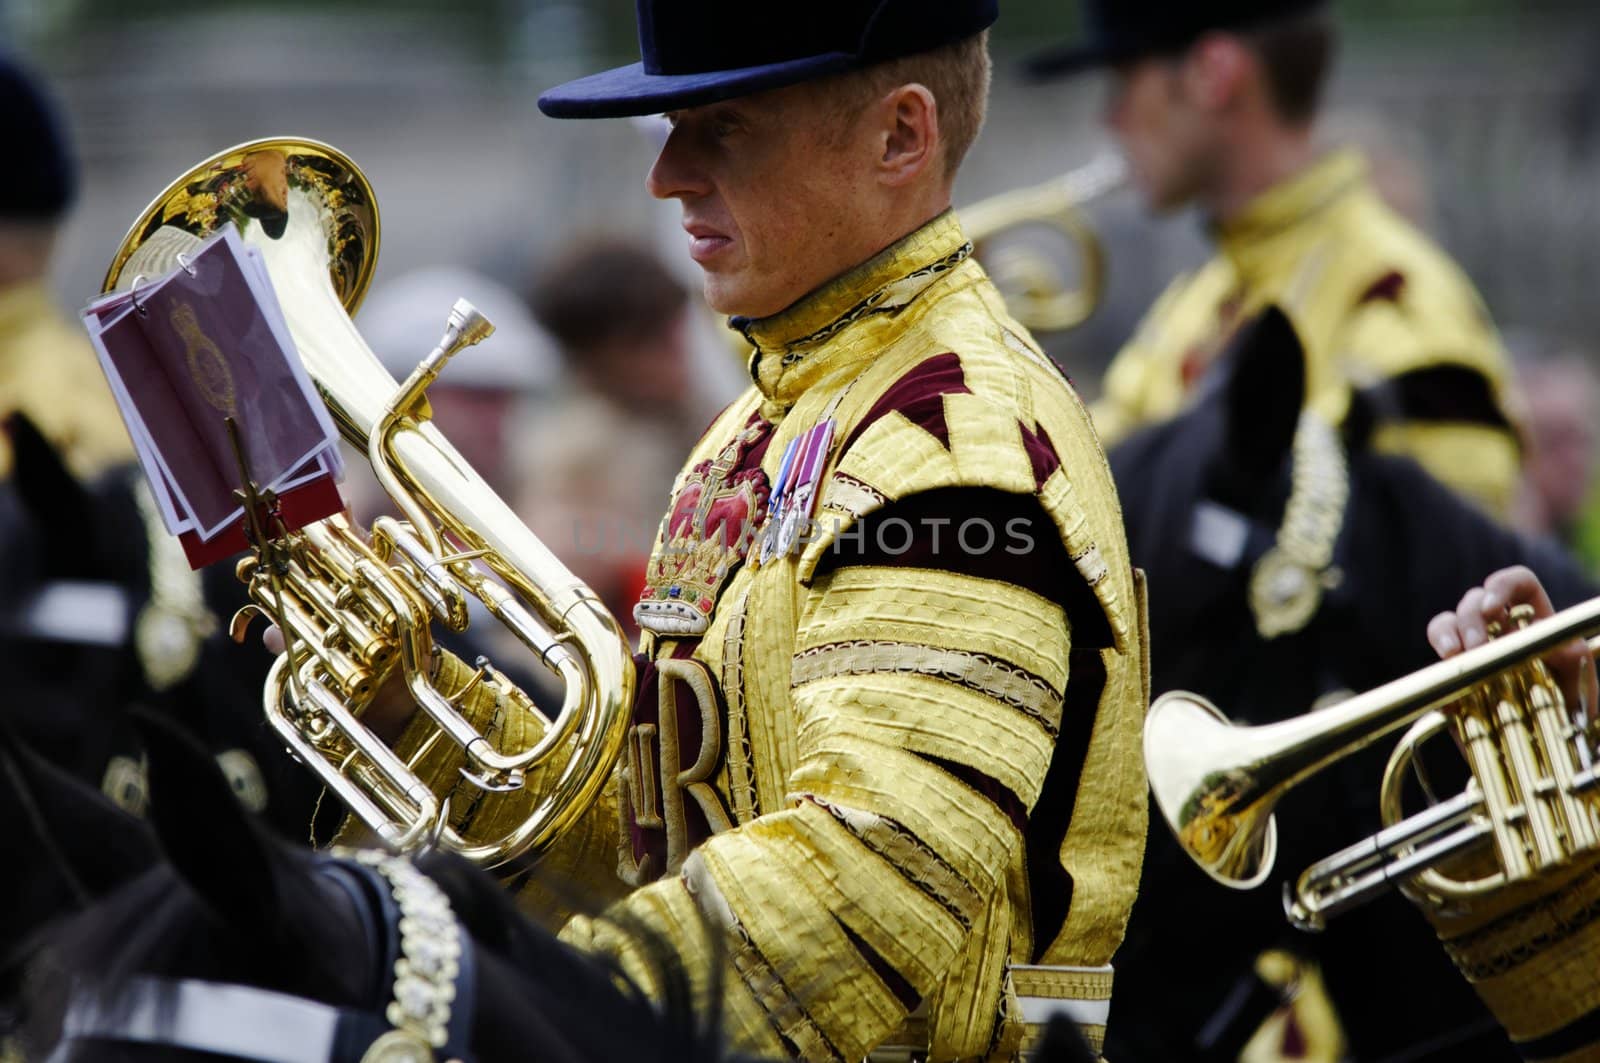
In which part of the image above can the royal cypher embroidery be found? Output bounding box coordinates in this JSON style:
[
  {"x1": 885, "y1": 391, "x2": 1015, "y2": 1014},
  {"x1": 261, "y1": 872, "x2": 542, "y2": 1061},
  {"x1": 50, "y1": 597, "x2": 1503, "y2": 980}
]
[{"x1": 636, "y1": 419, "x2": 772, "y2": 636}]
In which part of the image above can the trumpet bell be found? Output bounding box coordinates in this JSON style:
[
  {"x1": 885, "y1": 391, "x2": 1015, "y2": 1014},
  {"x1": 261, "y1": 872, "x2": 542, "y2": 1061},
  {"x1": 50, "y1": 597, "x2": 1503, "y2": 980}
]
[
  {"x1": 962, "y1": 154, "x2": 1126, "y2": 335},
  {"x1": 1146, "y1": 691, "x2": 1279, "y2": 889},
  {"x1": 1147, "y1": 598, "x2": 1600, "y2": 930}
]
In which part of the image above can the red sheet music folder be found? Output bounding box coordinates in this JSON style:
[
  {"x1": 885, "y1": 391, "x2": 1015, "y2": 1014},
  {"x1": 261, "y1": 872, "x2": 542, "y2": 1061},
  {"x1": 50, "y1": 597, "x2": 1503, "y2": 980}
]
[
  {"x1": 83, "y1": 227, "x2": 344, "y2": 568},
  {"x1": 177, "y1": 474, "x2": 344, "y2": 568}
]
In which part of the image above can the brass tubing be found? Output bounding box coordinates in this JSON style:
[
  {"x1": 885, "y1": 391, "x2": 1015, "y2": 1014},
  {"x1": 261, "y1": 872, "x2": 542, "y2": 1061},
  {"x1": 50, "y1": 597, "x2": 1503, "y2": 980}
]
[
  {"x1": 253, "y1": 580, "x2": 372, "y2": 700},
  {"x1": 1494, "y1": 681, "x2": 1564, "y2": 868},
  {"x1": 263, "y1": 659, "x2": 435, "y2": 852},
  {"x1": 1147, "y1": 595, "x2": 1600, "y2": 891},
  {"x1": 1530, "y1": 678, "x2": 1600, "y2": 850},
  {"x1": 1289, "y1": 787, "x2": 1488, "y2": 930},
  {"x1": 279, "y1": 559, "x2": 390, "y2": 663}
]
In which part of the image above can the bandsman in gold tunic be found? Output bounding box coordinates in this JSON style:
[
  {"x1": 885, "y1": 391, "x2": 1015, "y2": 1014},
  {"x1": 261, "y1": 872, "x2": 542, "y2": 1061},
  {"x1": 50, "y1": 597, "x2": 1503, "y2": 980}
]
[
  {"x1": 0, "y1": 55, "x2": 129, "y2": 480},
  {"x1": 1032, "y1": 0, "x2": 1521, "y2": 516},
  {"x1": 346, "y1": 2, "x2": 1149, "y2": 1058},
  {"x1": 1427, "y1": 567, "x2": 1600, "y2": 1062}
]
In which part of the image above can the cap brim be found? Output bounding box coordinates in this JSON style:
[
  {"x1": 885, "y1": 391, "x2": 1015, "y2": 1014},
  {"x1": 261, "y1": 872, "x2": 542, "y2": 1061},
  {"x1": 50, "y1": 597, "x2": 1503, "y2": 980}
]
[{"x1": 538, "y1": 52, "x2": 859, "y2": 119}]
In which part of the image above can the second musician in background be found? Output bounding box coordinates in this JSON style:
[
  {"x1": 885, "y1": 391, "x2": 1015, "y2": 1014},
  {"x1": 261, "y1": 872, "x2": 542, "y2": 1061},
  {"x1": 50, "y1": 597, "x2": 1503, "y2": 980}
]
[{"x1": 1036, "y1": 0, "x2": 1522, "y2": 517}]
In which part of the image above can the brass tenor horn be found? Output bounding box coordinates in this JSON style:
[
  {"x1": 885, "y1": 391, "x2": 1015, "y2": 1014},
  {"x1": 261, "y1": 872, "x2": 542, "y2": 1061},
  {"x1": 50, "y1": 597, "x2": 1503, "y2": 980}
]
[
  {"x1": 961, "y1": 153, "x2": 1126, "y2": 334},
  {"x1": 103, "y1": 139, "x2": 634, "y2": 867},
  {"x1": 1146, "y1": 598, "x2": 1600, "y2": 930}
]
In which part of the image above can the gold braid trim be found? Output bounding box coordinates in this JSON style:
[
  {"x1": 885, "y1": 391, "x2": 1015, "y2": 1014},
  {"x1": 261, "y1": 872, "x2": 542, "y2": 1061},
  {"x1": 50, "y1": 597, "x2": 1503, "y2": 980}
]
[
  {"x1": 803, "y1": 794, "x2": 986, "y2": 931},
  {"x1": 822, "y1": 471, "x2": 889, "y2": 522},
  {"x1": 721, "y1": 586, "x2": 760, "y2": 823},
  {"x1": 1441, "y1": 861, "x2": 1600, "y2": 981},
  {"x1": 1248, "y1": 411, "x2": 1350, "y2": 639},
  {"x1": 791, "y1": 640, "x2": 1063, "y2": 739},
  {"x1": 682, "y1": 854, "x2": 847, "y2": 1062},
  {"x1": 1008, "y1": 964, "x2": 1114, "y2": 1001},
  {"x1": 927, "y1": 888, "x2": 1010, "y2": 1058},
  {"x1": 1427, "y1": 857, "x2": 1600, "y2": 1044},
  {"x1": 1038, "y1": 470, "x2": 1115, "y2": 606}
]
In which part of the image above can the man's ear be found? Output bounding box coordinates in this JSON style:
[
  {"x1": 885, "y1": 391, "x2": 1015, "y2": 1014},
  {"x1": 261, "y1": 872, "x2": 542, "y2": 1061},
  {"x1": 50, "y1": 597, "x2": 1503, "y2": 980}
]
[
  {"x1": 878, "y1": 83, "x2": 940, "y2": 188},
  {"x1": 1180, "y1": 33, "x2": 1252, "y2": 112}
]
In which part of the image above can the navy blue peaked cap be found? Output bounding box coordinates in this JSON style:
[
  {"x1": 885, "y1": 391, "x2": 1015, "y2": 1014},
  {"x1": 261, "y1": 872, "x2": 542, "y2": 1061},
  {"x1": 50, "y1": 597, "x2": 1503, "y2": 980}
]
[
  {"x1": 1029, "y1": 0, "x2": 1329, "y2": 78},
  {"x1": 538, "y1": 0, "x2": 999, "y2": 119},
  {"x1": 0, "y1": 53, "x2": 77, "y2": 219}
]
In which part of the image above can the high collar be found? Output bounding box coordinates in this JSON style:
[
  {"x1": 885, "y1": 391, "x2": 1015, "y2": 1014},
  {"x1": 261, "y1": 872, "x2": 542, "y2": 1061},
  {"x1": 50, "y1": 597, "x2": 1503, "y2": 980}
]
[
  {"x1": 1215, "y1": 150, "x2": 1368, "y2": 273},
  {"x1": 735, "y1": 210, "x2": 972, "y2": 409}
]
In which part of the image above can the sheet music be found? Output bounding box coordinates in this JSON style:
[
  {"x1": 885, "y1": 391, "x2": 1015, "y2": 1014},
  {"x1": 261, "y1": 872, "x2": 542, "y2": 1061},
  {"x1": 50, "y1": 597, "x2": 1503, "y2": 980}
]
[{"x1": 81, "y1": 226, "x2": 344, "y2": 564}]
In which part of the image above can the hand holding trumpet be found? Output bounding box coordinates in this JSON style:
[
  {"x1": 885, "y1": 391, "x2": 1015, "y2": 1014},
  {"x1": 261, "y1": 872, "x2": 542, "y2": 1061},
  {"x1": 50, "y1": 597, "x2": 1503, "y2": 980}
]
[{"x1": 1426, "y1": 564, "x2": 1599, "y2": 729}]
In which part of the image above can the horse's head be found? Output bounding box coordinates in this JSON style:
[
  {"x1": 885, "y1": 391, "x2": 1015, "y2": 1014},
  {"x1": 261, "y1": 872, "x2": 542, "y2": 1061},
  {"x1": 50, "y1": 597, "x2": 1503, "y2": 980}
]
[
  {"x1": 1, "y1": 416, "x2": 160, "y2": 782},
  {"x1": 1, "y1": 416, "x2": 308, "y2": 832},
  {"x1": 1110, "y1": 308, "x2": 1344, "y2": 714},
  {"x1": 25, "y1": 710, "x2": 742, "y2": 1063},
  {"x1": 0, "y1": 714, "x2": 157, "y2": 977},
  {"x1": 4, "y1": 414, "x2": 138, "y2": 581}
]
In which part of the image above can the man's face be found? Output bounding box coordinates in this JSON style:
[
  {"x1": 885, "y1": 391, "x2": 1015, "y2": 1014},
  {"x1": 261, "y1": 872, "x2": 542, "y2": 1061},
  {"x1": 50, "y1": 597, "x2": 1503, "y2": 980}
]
[
  {"x1": 1524, "y1": 368, "x2": 1600, "y2": 527},
  {"x1": 648, "y1": 85, "x2": 879, "y2": 318},
  {"x1": 1105, "y1": 57, "x2": 1219, "y2": 213}
]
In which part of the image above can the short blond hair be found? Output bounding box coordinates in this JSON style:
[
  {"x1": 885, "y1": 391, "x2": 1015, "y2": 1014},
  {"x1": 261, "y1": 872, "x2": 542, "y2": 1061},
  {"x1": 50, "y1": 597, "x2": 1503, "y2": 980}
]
[{"x1": 824, "y1": 30, "x2": 992, "y2": 181}]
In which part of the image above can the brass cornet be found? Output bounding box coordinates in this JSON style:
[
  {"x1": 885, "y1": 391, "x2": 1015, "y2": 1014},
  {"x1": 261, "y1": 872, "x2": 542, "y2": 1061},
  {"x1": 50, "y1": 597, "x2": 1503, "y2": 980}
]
[
  {"x1": 1145, "y1": 599, "x2": 1600, "y2": 930},
  {"x1": 961, "y1": 153, "x2": 1126, "y2": 334},
  {"x1": 102, "y1": 139, "x2": 634, "y2": 867}
]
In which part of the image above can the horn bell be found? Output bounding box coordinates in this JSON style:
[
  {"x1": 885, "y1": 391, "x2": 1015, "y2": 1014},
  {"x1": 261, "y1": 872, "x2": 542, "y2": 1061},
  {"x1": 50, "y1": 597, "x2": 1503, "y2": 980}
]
[{"x1": 102, "y1": 139, "x2": 634, "y2": 866}]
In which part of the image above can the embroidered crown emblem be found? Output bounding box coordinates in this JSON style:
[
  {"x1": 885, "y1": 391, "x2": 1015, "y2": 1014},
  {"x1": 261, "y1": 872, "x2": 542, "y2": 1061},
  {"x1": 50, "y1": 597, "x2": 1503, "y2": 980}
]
[{"x1": 636, "y1": 459, "x2": 770, "y2": 636}]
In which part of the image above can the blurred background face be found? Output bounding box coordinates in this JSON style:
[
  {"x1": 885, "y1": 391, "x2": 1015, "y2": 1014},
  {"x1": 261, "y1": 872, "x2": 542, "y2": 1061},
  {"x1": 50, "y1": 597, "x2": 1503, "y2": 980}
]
[
  {"x1": 427, "y1": 387, "x2": 517, "y2": 487},
  {"x1": 581, "y1": 308, "x2": 693, "y2": 412},
  {"x1": 1106, "y1": 57, "x2": 1222, "y2": 214},
  {"x1": 1520, "y1": 360, "x2": 1600, "y2": 529},
  {"x1": 647, "y1": 85, "x2": 878, "y2": 319}
]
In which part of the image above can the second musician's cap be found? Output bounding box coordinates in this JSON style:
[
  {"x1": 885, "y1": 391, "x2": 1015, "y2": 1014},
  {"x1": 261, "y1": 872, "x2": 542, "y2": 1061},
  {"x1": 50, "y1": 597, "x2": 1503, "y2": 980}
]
[
  {"x1": 1029, "y1": 0, "x2": 1330, "y2": 79},
  {"x1": 537, "y1": 0, "x2": 997, "y2": 120}
]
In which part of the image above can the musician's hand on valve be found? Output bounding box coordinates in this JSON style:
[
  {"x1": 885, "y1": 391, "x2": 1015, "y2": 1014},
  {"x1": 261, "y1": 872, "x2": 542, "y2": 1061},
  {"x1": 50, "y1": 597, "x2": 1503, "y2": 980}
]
[
  {"x1": 260, "y1": 622, "x2": 421, "y2": 743},
  {"x1": 1426, "y1": 565, "x2": 1597, "y2": 726}
]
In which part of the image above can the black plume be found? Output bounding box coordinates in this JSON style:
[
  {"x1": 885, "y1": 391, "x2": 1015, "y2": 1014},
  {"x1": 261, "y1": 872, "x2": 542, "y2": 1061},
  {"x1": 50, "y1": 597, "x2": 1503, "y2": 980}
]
[
  {"x1": 4, "y1": 413, "x2": 101, "y2": 578},
  {"x1": 129, "y1": 707, "x2": 284, "y2": 934},
  {"x1": 1030, "y1": 1015, "x2": 1098, "y2": 1063},
  {"x1": 1212, "y1": 306, "x2": 1306, "y2": 510}
]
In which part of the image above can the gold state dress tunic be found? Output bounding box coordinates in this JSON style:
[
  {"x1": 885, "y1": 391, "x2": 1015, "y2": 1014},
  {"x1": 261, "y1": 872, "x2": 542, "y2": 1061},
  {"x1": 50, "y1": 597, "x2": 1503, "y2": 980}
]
[
  {"x1": 1093, "y1": 150, "x2": 1520, "y2": 516},
  {"x1": 390, "y1": 212, "x2": 1149, "y2": 1061},
  {"x1": 0, "y1": 281, "x2": 131, "y2": 480}
]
